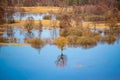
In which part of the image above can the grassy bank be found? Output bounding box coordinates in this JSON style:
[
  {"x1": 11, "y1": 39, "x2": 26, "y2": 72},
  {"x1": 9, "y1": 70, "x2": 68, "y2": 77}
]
[
  {"x1": 0, "y1": 43, "x2": 29, "y2": 46},
  {"x1": 21, "y1": 6, "x2": 60, "y2": 13},
  {"x1": 1, "y1": 20, "x2": 109, "y2": 28},
  {"x1": 1, "y1": 20, "x2": 59, "y2": 27}
]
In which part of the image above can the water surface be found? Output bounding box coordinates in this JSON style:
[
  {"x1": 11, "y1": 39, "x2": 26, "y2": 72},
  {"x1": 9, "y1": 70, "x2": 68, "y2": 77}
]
[{"x1": 0, "y1": 27, "x2": 120, "y2": 80}]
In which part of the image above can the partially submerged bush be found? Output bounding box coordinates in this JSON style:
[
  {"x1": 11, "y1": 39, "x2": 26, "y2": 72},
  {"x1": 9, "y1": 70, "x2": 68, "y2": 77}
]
[
  {"x1": 86, "y1": 15, "x2": 105, "y2": 22},
  {"x1": 43, "y1": 15, "x2": 52, "y2": 20},
  {"x1": 0, "y1": 37, "x2": 8, "y2": 43},
  {"x1": 30, "y1": 37, "x2": 44, "y2": 49},
  {"x1": 60, "y1": 28, "x2": 69, "y2": 37},
  {"x1": 102, "y1": 35, "x2": 116, "y2": 44},
  {"x1": 56, "y1": 15, "x2": 62, "y2": 20},
  {"x1": 7, "y1": 16, "x2": 15, "y2": 24},
  {"x1": 76, "y1": 37, "x2": 97, "y2": 49},
  {"x1": 67, "y1": 35, "x2": 78, "y2": 45},
  {"x1": 60, "y1": 27, "x2": 83, "y2": 37},
  {"x1": 54, "y1": 37, "x2": 67, "y2": 50},
  {"x1": 59, "y1": 14, "x2": 72, "y2": 28},
  {"x1": 68, "y1": 28, "x2": 83, "y2": 36}
]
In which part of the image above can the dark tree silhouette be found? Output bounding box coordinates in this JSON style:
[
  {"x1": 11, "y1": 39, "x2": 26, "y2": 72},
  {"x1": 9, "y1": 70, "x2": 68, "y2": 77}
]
[{"x1": 55, "y1": 53, "x2": 67, "y2": 67}]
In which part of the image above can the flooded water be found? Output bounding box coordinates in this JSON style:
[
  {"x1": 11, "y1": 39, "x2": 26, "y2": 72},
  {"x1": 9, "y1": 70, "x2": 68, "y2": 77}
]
[
  {"x1": 0, "y1": 27, "x2": 120, "y2": 80},
  {"x1": 13, "y1": 12, "x2": 56, "y2": 20},
  {"x1": 0, "y1": 13, "x2": 120, "y2": 80},
  {"x1": 0, "y1": 43, "x2": 120, "y2": 80}
]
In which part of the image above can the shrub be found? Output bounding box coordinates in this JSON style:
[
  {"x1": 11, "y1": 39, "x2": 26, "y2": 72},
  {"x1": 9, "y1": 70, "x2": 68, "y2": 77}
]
[
  {"x1": 59, "y1": 14, "x2": 72, "y2": 28},
  {"x1": 43, "y1": 15, "x2": 52, "y2": 20},
  {"x1": 24, "y1": 17, "x2": 34, "y2": 33},
  {"x1": 86, "y1": 15, "x2": 105, "y2": 21},
  {"x1": 77, "y1": 37, "x2": 97, "y2": 45},
  {"x1": 0, "y1": 37, "x2": 8, "y2": 43},
  {"x1": 56, "y1": 15, "x2": 62, "y2": 20},
  {"x1": 30, "y1": 37, "x2": 44, "y2": 49},
  {"x1": 54, "y1": 37, "x2": 67, "y2": 50},
  {"x1": 102, "y1": 35, "x2": 116, "y2": 44},
  {"x1": 60, "y1": 28, "x2": 69, "y2": 37},
  {"x1": 67, "y1": 35, "x2": 78, "y2": 45},
  {"x1": 68, "y1": 28, "x2": 83, "y2": 36}
]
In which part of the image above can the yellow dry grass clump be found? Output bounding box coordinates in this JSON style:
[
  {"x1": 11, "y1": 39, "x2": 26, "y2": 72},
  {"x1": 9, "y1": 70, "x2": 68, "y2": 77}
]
[
  {"x1": 1, "y1": 20, "x2": 110, "y2": 29},
  {"x1": 21, "y1": 6, "x2": 60, "y2": 13}
]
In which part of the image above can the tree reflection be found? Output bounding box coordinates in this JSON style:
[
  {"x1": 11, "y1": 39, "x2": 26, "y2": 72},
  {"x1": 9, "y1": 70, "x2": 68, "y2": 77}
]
[
  {"x1": 60, "y1": 27, "x2": 100, "y2": 49},
  {"x1": 0, "y1": 37, "x2": 8, "y2": 43},
  {"x1": 0, "y1": 26, "x2": 5, "y2": 36},
  {"x1": 55, "y1": 52, "x2": 67, "y2": 67},
  {"x1": 38, "y1": 20, "x2": 43, "y2": 37},
  {"x1": 24, "y1": 32, "x2": 34, "y2": 43},
  {"x1": 24, "y1": 16, "x2": 34, "y2": 33},
  {"x1": 54, "y1": 37, "x2": 67, "y2": 51},
  {"x1": 50, "y1": 28, "x2": 57, "y2": 40},
  {"x1": 29, "y1": 37, "x2": 44, "y2": 53},
  {"x1": 6, "y1": 26, "x2": 16, "y2": 43},
  {"x1": 50, "y1": 18, "x2": 58, "y2": 39},
  {"x1": 102, "y1": 35, "x2": 116, "y2": 44},
  {"x1": 0, "y1": 7, "x2": 5, "y2": 24},
  {"x1": 0, "y1": 45, "x2": 2, "y2": 52}
]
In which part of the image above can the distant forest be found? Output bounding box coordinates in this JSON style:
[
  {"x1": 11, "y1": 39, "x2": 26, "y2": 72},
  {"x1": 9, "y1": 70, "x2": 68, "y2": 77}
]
[{"x1": 0, "y1": 0, "x2": 120, "y2": 9}]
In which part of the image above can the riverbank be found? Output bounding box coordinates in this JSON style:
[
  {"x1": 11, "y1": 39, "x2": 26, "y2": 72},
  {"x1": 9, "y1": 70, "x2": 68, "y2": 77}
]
[
  {"x1": 0, "y1": 20, "x2": 110, "y2": 29},
  {"x1": 0, "y1": 43, "x2": 29, "y2": 46},
  {"x1": 20, "y1": 6, "x2": 60, "y2": 14}
]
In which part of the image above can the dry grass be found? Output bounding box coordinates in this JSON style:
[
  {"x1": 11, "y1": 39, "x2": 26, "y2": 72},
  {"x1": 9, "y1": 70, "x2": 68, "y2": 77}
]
[
  {"x1": 1, "y1": 20, "x2": 59, "y2": 27},
  {"x1": 21, "y1": 6, "x2": 60, "y2": 13},
  {"x1": 0, "y1": 6, "x2": 115, "y2": 28},
  {"x1": 0, "y1": 43, "x2": 29, "y2": 46},
  {"x1": 0, "y1": 20, "x2": 110, "y2": 28}
]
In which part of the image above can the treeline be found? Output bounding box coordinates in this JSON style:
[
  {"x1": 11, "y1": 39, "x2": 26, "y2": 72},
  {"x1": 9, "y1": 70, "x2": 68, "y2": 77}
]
[
  {"x1": 0, "y1": 0, "x2": 120, "y2": 9},
  {"x1": 0, "y1": 0, "x2": 120, "y2": 8}
]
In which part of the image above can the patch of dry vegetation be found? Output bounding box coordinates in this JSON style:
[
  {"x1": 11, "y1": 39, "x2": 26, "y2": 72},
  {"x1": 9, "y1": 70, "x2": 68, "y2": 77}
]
[{"x1": 21, "y1": 7, "x2": 60, "y2": 13}]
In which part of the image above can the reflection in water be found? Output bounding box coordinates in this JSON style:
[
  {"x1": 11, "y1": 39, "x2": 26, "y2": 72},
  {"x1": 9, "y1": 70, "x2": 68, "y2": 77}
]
[
  {"x1": 55, "y1": 52, "x2": 67, "y2": 67},
  {"x1": 101, "y1": 35, "x2": 116, "y2": 44},
  {"x1": 13, "y1": 9, "x2": 25, "y2": 21},
  {"x1": 30, "y1": 38, "x2": 44, "y2": 48},
  {"x1": 24, "y1": 16, "x2": 34, "y2": 33},
  {"x1": 1, "y1": 11, "x2": 120, "y2": 49},
  {"x1": 5, "y1": 26, "x2": 17, "y2": 43},
  {"x1": 25, "y1": 32, "x2": 34, "y2": 39},
  {"x1": 6, "y1": 26, "x2": 14, "y2": 37},
  {"x1": 60, "y1": 26, "x2": 120, "y2": 49},
  {"x1": 0, "y1": 11, "x2": 120, "y2": 80},
  {"x1": 4, "y1": 7, "x2": 15, "y2": 24},
  {"x1": 24, "y1": 32, "x2": 34, "y2": 43},
  {"x1": 0, "y1": 45, "x2": 2, "y2": 52},
  {"x1": 50, "y1": 28, "x2": 58, "y2": 40},
  {"x1": 1, "y1": 25, "x2": 120, "y2": 49},
  {"x1": 13, "y1": 13, "x2": 57, "y2": 20},
  {"x1": 38, "y1": 20, "x2": 43, "y2": 37},
  {"x1": 30, "y1": 37, "x2": 44, "y2": 53}
]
